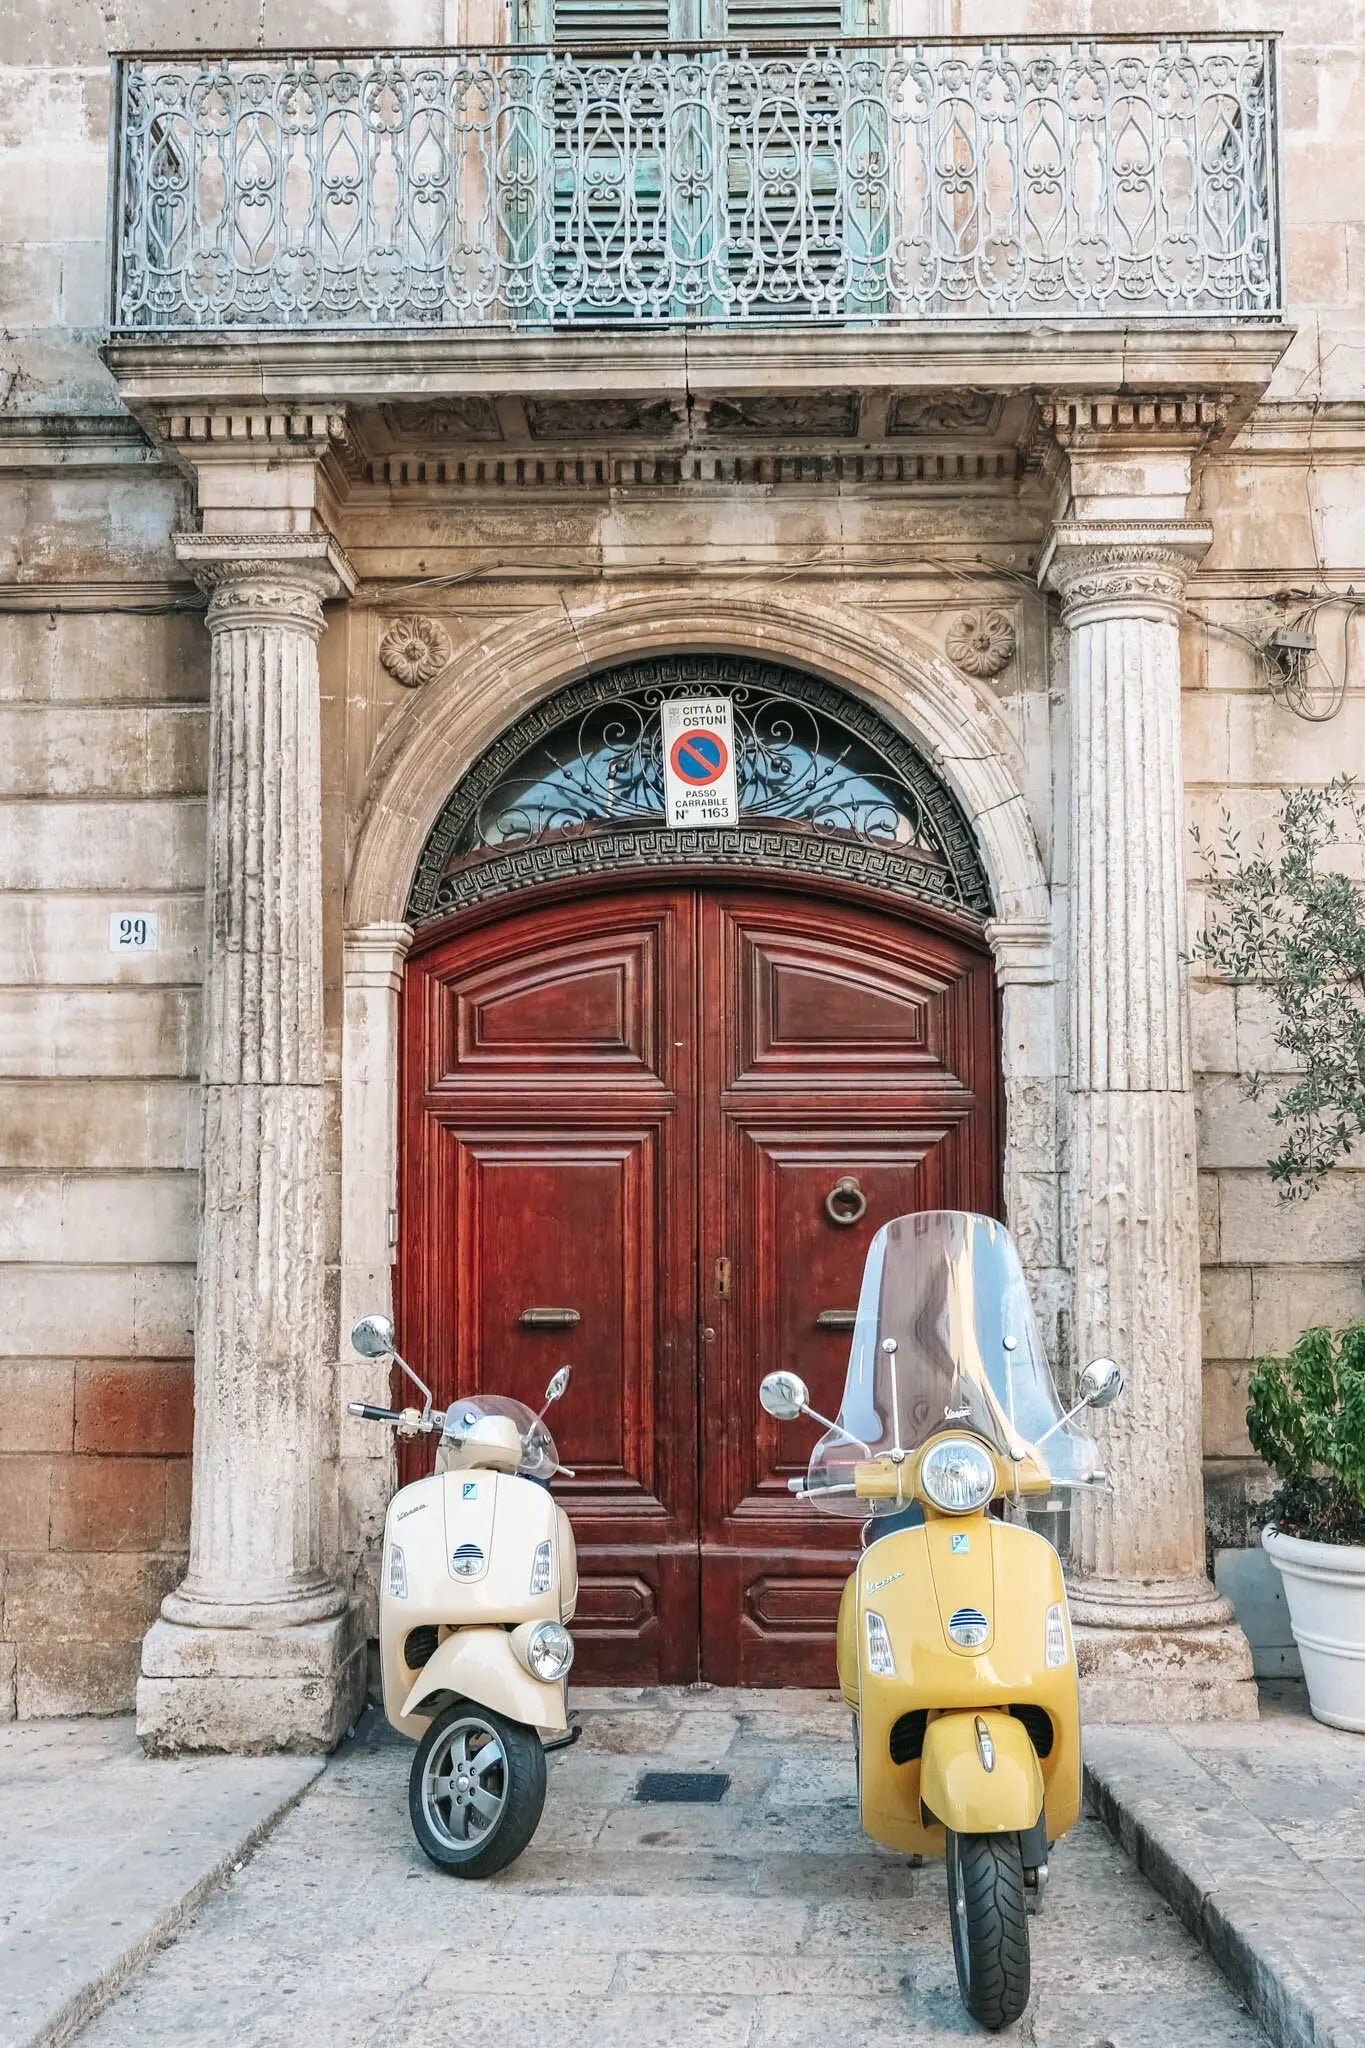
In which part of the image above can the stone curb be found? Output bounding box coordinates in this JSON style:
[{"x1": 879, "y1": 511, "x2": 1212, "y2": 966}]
[
  {"x1": 1084, "y1": 1738, "x2": 1364, "y2": 2048},
  {"x1": 11, "y1": 1756, "x2": 325, "y2": 2048}
]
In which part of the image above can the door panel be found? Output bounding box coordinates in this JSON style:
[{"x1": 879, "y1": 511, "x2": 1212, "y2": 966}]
[
  {"x1": 401, "y1": 891, "x2": 699, "y2": 1682},
  {"x1": 400, "y1": 877, "x2": 997, "y2": 1687},
  {"x1": 698, "y1": 890, "x2": 997, "y2": 1683}
]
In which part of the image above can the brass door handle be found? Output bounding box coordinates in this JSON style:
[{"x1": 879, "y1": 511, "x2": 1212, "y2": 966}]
[
  {"x1": 825, "y1": 1175, "x2": 867, "y2": 1227},
  {"x1": 518, "y1": 1308, "x2": 581, "y2": 1329},
  {"x1": 815, "y1": 1309, "x2": 857, "y2": 1331}
]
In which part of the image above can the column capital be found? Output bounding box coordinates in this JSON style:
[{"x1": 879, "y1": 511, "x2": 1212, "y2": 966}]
[
  {"x1": 1039, "y1": 520, "x2": 1213, "y2": 627},
  {"x1": 175, "y1": 532, "x2": 356, "y2": 639},
  {"x1": 343, "y1": 922, "x2": 415, "y2": 995}
]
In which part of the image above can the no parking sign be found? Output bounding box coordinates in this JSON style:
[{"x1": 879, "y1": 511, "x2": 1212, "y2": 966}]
[{"x1": 660, "y1": 697, "x2": 739, "y2": 828}]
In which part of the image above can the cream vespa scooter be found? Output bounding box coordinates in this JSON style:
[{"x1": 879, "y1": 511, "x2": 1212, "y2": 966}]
[{"x1": 349, "y1": 1314, "x2": 579, "y2": 1877}]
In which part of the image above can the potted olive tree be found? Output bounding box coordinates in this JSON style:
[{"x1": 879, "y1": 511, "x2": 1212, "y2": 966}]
[{"x1": 1198, "y1": 778, "x2": 1365, "y2": 1728}]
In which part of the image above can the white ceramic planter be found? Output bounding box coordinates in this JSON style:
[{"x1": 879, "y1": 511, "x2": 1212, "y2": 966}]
[{"x1": 1262, "y1": 1526, "x2": 1365, "y2": 1732}]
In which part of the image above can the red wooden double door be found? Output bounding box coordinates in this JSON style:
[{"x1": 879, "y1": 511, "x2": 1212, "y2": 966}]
[{"x1": 400, "y1": 879, "x2": 998, "y2": 1685}]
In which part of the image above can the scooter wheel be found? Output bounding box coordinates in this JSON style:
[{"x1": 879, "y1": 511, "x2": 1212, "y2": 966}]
[
  {"x1": 409, "y1": 1700, "x2": 547, "y2": 1878},
  {"x1": 945, "y1": 1829, "x2": 1030, "y2": 2031}
]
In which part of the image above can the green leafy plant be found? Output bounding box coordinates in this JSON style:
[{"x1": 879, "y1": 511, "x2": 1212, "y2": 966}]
[
  {"x1": 1194, "y1": 776, "x2": 1365, "y2": 1196},
  {"x1": 1247, "y1": 1325, "x2": 1365, "y2": 1544}
]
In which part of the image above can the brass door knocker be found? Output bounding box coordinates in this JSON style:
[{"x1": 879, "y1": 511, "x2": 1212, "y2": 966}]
[{"x1": 825, "y1": 1175, "x2": 868, "y2": 1227}]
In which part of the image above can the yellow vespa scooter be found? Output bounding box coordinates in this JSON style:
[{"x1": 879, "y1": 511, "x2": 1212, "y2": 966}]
[{"x1": 759, "y1": 1209, "x2": 1122, "y2": 2031}]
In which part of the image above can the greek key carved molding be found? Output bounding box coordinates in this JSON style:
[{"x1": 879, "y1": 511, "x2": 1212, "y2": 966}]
[
  {"x1": 945, "y1": 609, "x2": 1016, "y2": 679},
  {"x1": 378, "y1": 614, "x2": 453, "y2": 688},
  {"x1": 417, "y1": 823, "x2": 987, "y2": 927}
]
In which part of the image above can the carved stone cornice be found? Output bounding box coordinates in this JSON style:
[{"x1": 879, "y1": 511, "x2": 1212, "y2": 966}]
[
  {"x1": 1038, "y1": 521, "x2": 1212, "y2": 625},
  {"x1": 1025, "y1": 392, "x2": 1231, "y2": 501},
  {"x1": 155, "y1": 407, "x2": 365, "y2": 478},
  {"x1": 1038, "y1": 393, "x2": 1229, "y2": 448},
  {"x1": 175, "y1": 532, "x2": 356, "y2": 638}
]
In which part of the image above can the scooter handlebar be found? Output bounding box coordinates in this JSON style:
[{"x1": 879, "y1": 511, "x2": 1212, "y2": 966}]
[{"x1": 348, "y1": 1401, "x2": 403, "y2": 1424}]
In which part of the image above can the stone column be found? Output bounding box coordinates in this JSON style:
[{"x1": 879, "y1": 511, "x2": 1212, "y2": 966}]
[
  {"x1": 138, "y1": 533, "x2": 364, "y2": 1755},
  {"x1": 338, "y1": 923, "x2": 413, "y2": 1628},
  {"x1": 1044, "y1": 521, "x2": 1256, "y2": 1721}
]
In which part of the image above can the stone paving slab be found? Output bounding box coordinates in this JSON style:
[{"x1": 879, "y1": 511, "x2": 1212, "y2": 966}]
[
  {"x1": 72, "y1": 1688, "x2": 1268, "y2": 2048},
  {"x1": 1085, "y1": 1683, "x2": 1365, "y2": 2048},
  {"x1": 0, "y1": 1717, "x2": 322, "y2": 2048}
]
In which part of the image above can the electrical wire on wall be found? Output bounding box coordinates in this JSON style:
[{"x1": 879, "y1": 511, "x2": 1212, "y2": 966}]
[{"x1": 1255, "y1": 591, "x2": 1365, "y2": 723}]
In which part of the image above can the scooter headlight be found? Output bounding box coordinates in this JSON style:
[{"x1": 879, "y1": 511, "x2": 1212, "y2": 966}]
[
  {"x1": 920, "y1": 1437, "x2": 996, "y2": 1514},
  {"x1": 521, "y1": 1621, "x2": 574, "y2": 1683}
]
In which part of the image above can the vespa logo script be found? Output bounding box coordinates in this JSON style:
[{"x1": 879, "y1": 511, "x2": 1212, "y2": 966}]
[
  {"x1": 865, "y1": 1570, "x2": 904, "y2": 1593},
  {"x1": 396, "y1": 1501, "x2": 427, "y2": 1522},
  {"x1": 944, "y1": 1403, "x2": 972, "y2": 1420}
]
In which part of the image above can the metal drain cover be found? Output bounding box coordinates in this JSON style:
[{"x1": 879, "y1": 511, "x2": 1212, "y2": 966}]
[{"x1": 635, "y1": 1771, "x2": 730, "y2": 1804}]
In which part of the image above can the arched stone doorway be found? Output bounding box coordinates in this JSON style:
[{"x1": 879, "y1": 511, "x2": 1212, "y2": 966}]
[{"x1": 395, "y1": 655, "x2": 1002, "y2": 1684}]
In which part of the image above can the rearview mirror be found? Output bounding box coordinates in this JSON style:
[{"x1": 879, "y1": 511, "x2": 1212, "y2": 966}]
[
  {"x1": 1079, "y1": 1357, "x2": 1124, "y2": 1410},
  {"x1": 759, "y1": 1371, "x2": 810, "y2": 1422},
  {"x1": 351, "y1": 1314, "x2": 395, "y2": 1360},
  {"x1": 543, "y1": 1365, "x2": 572, "y2": 1406}
]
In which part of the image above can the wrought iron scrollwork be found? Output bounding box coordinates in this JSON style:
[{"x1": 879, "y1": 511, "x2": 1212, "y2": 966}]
[
  {"x1": 405, "y1": 655, "x2": 992, "y2": 925},
  {"x1": 111, "y1": 38, "x2": 1282, "y2": 334}
]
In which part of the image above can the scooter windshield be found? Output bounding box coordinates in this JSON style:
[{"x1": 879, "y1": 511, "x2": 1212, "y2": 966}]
[
  {"x1": 439, "y1": 1396, "x2": 563, "y2": 1480},
  {"x1": 804, "y1": 1210, "x2": 1102, "y2": 1518}
]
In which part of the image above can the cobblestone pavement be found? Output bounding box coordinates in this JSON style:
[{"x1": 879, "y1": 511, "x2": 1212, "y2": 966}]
[{"x1": 75, "y1": 1689, "x2": 1270, "y2": 2048}]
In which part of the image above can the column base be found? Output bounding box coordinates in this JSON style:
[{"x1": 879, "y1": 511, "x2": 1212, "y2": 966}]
[
  {"x1": 137, "y1": 1601, "x2": 367, "y2": 1756},
  {"x1": 1071, "y1": 1576, "x2": 1258, "y2": 1723}
]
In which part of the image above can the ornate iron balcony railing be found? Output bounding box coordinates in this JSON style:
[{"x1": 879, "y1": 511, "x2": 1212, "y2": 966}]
[{"x1": 109, "y1": 36, "x2": 1283, "y2": 335}]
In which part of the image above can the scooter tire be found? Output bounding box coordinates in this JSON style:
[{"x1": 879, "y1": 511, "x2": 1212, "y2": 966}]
[
  {"x1": 945, "y1": 1828, "x2": 1031, "y2": 2031},
  {"x1": 409, "y1": 1699, "x2": 547, "y2": 1878}
]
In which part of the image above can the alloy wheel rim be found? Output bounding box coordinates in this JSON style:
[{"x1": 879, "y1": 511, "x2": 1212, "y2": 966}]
[{"x1": 422, "y1": 1717, "x2": 508, "y2": 1850}]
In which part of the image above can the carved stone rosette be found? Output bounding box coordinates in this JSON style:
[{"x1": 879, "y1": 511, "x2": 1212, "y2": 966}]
[
  {"x1": 378, "y1": 613, "x2": 453, "y2": 688},
  {"x1": 945, "y1": 608, "x2": 1016, "y2": 679},
  {"x1": 138, "y1": 532, "x2": 364, "y2": 1755},
  {"x1": 1043, "y1": 520, "x2": 1255, "y2": 1719}
]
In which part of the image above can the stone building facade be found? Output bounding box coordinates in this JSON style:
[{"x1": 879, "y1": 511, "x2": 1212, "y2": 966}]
[{"x1": 0, "y1": 0, "x2": 1361, "y2": 1742}]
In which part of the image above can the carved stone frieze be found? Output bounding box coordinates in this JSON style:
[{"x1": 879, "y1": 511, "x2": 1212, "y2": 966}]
[
  {"x1": 945, "y1": 608, "x2": 1016, "y2": 679},
  {"x1": 703, "y1": 393, "x2": 860, "y2": 437},
  {"x1": 380, "y1": 398, "x2": 502, "y2": 442},
  {"x1": 525, "y1": 397, "x2": 681, "y2": 438},
  {"x1": 888, "y1": 393, "x2": 1003, "y2": 436},
  {"x1": 378, "y1": 614, "x2": 453, "y2": 688}
]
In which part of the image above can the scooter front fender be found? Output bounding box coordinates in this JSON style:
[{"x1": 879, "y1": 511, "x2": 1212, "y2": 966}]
[
  {"x1": 920, "y1": 1710, "x2": 1044, "y2": 1835},
  {"x1": 401, "y1": 1627, "x2": 568, "y2": 1737}
]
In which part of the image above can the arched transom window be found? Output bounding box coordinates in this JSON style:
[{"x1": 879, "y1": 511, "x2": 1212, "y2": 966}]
[{"x1": 406, "y1": 654, "x2": 992, "y2": 924}]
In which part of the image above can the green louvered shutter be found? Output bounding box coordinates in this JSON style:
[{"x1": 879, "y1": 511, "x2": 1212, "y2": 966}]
[
  {"x1": 723, "y1": 2, "x2": 886, "y2": 318},
  {"x1": 516, "y1": 2, "x2": 886, "y2": 319}
]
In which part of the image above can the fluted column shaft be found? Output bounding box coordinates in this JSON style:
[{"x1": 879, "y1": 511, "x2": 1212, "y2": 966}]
[
  {"x1": 1048, "y1": 523, "x2": 1232, "y2": 1630},
  {"x1": 166, "y1": 535, "x2": 354, "y2": 1629}
]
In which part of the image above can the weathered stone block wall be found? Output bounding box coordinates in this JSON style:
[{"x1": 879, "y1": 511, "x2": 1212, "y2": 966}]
[
  {"x1": 0, "y1": 586, "x2": 206, "y2": 1713},
  {"x1": 1187, "y1": 450, "x2": 1365, "y2": 1550}
]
